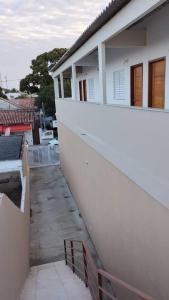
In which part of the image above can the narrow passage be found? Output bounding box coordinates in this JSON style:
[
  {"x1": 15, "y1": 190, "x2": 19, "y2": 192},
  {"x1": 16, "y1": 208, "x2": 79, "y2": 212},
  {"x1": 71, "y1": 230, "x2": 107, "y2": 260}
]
[{"x1": 30, "y1": 165, "x2": 89, "y2": 266}]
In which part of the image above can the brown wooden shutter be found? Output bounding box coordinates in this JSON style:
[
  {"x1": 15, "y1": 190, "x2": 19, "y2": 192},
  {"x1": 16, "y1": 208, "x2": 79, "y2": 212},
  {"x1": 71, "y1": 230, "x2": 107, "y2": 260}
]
[
  {"x1": 131, "y1": 64, "x2": 143, "y2": 107},
  {"x1": 149, "y1": 58, "x2": 165, "y2": 109}
]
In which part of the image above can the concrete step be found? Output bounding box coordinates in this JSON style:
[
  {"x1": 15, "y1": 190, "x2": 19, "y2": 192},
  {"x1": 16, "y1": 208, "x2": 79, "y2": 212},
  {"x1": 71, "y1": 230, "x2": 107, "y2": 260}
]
[{"x1": 20, "y1": 260, "x2": 92, "y2": 300}]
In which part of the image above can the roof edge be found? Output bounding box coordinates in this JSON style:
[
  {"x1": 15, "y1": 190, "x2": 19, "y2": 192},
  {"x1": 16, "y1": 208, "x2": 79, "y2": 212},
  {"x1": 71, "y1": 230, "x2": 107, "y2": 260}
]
[{"x1": 51, "y1": 0, "x2": 131, "y2": 73}]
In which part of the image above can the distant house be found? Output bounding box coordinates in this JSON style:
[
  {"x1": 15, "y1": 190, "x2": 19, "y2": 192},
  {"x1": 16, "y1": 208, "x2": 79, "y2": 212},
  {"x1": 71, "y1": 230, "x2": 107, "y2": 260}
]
[
  {"x1": 0, "y1": 109, "x2": 34, "y2": 144},
  {"x1": 0, "y1": 97, "x2": 39, "y2": 144},
  {"x1": 5, "y1": 92, "x2": 21, "y2": 99},
  {"x1": 13, "y1": 97, "x2": 35, "y2": 109},
  {"x1": 0, "y1": 97, "x2": 23, "y2": 110},
  {"x1": 52, "y1": 1, "x2": 169, "y2": 299},
  {"x1": 0, "y1": 97, "x2": 35, "y2": 110}
]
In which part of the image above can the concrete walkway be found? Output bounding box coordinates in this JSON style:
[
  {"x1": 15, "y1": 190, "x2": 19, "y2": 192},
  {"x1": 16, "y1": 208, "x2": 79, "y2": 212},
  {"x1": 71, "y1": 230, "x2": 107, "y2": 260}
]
[
  {"x1": 20, "y1": 261, "x2": 92, "y2": 300},
  {"x1": 30, "y1": 165, "x2": 89, "y2": 266}
]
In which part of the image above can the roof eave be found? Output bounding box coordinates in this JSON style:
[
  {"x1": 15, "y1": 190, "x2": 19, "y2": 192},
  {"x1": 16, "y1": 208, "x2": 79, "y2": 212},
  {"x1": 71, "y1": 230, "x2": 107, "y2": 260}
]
[{"x1": 51, "y1": 0, "x2": 131, "y2": 73}]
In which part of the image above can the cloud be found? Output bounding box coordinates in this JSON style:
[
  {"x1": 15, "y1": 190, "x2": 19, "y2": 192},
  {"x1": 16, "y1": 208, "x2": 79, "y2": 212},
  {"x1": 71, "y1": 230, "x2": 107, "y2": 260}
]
[
  {"x1": 0, "y1": 0, "x2": 109, "y2": 88},
  {"x1": 0, "y1": 0, "x2": 109, "y2": 42}
]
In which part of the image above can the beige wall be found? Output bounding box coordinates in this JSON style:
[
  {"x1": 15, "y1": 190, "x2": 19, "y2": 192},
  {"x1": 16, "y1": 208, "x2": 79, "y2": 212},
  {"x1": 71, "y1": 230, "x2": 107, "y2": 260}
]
[
  {"x1": 0, "y1": 145, "x2": 30, "y2": 300},
  {"x1": 59, "y1": 123, "x2": 169, "y2": 300}
]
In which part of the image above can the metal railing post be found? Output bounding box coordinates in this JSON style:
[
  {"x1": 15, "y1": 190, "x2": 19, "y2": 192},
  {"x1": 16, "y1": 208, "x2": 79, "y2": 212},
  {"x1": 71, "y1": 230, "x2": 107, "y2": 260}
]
[
  {"x1": 64, "y1": 240, "x2": 155, "y2": 300},
  {"x1": 71, "y1": 240, "x2": 75, "y2": 273},
  {"x1": 83, "y1": 244, "x2": 88, "y2": 287},
  {"x1": 98, "y1": 272, "x2": 103, "y2": 300},
  {"x1": 64, "y1": 240, "x2": 67, "y2": 265}
]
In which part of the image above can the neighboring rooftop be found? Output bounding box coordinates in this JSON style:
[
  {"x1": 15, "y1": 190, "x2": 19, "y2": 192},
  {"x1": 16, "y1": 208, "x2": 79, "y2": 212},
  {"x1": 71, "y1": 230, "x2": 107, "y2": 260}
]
[
  {"x1": 0, "y1": 135, "x2": 23, "y2": 161},
  {"x1": 51, "y1": 0, "x2": 131, "y2": 72},
  {"x1": 0, "y1": 110, "x2": 34, "y2": 125},
  {"x1": 14, "y1": 98, "x2": 35, "y2": 109},
  {"x1": 0, "y1": 97, "x2": 35, "y2": 110},
  {"x1": 0, "y1": 97, "x2": 24, "y2": 110}
]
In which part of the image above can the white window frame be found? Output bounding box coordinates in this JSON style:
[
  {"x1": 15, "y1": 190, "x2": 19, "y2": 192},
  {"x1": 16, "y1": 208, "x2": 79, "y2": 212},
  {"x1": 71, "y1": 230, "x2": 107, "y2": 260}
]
[{"x1": 113, "y1": 69, "x2": 125, "y2": 101}]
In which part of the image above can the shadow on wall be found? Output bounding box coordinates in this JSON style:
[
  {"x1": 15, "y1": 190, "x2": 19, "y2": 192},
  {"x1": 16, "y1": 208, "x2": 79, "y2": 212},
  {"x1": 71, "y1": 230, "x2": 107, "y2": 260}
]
[{"x1": 0, "y1": 171, "x2": 22, "y2": 208}]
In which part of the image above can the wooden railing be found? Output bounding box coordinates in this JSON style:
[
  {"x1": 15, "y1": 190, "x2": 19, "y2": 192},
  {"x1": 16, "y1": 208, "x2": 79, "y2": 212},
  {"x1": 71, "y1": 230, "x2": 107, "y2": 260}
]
[{"x1": 64, "y1": 239, "x2": 155, "y2": 300}]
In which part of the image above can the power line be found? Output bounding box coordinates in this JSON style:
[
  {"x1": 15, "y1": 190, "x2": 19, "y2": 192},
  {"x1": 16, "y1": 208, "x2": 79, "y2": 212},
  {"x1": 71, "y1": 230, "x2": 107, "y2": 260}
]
[
  {"x1": 5, "y1": 76, "x2": 8, "y2": 89},
  {"x1": 0, "y1": 73, "x2": 3, "y2": 88},
  {"x1": 0, "y1": 78, "x2": 22, "y2": 83}
]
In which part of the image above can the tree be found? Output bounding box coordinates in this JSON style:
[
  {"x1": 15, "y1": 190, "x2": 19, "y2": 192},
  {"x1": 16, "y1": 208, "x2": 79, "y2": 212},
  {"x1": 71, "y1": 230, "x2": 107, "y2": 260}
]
[
  {"x1": 20, "y1": 74, "x2": 39, "y2": 94},
  {"x1": 11, "y1": 88, "x2": 18, "y2": 93},
  {"x1": 20, "y1": 48, "x2": 67, "y2": 116},
  {"x1": 36, "y1": 84, "x2": 55, "y2": 117},
  {"x1": 0, "y1": 87, "x2": 7, "y2": 99},
  {"x1": 4, "y1": 87, "x2": 19, "y2": 93},
  {"x1": 20, "y1": 48, "x2": 67, "y2": 94}
]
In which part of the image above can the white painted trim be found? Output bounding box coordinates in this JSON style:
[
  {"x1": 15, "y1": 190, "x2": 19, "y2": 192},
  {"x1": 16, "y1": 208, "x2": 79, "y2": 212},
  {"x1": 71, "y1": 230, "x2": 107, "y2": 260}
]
[
  {"x1": 54, "y1": 77, "x2": 59, "y2": 99},
  {"x1": 71, "y1": 64, "x2": 77, "y2": 100},
  {"x1": 98, "y1": 42, "x2": 107, "y2": 104},
  {"x1": 60, "y1": 72, "x2": 64, "y2": 99},
  {"x1": 20, "y1": 176, "x2": 26, "y2": 213}
]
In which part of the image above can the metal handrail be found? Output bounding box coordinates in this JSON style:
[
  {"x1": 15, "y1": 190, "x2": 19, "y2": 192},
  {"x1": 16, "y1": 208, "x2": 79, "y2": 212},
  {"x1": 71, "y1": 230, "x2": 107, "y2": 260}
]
[{"x1": 64, "y1": 239, "x2": 156, "y2": 300}]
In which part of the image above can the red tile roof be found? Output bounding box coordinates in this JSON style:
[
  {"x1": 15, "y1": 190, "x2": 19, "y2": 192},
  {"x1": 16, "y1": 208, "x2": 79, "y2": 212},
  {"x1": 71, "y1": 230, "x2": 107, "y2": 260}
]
[
  {"x1": 13, "y1": 98, "x2": 34, "y2": 109},
  {"x1": 0, "y1": 110, "x2": 34, "y2": 125},
  {"x1": 0, "y1": 97, "x2": 23, "y2": 109},
  {"x1": 0, "y1": 97, "x2": 35, "y2": 110}
]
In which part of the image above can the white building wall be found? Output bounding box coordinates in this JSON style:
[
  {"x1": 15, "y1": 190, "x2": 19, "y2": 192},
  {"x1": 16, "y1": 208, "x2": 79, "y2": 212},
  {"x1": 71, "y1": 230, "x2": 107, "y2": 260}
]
[
  {"x1": 54, "y1": 2, "x2": 169, "y2": 208},
  {"x1": 106, "y1": 5, "x2": 169, "y2": 108},
  {"x1": 73, "y1": 4, "x2": 169, "y2": 108},
  {"x1": 53, "y1": 4, "x2": 169, "y2": 298}
]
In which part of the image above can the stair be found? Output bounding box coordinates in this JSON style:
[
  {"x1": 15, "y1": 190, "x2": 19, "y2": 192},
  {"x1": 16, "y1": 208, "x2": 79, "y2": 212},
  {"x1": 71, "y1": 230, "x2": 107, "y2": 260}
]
[{"x1": 20, "y1": 260, "x2": 92, "y2": 300}]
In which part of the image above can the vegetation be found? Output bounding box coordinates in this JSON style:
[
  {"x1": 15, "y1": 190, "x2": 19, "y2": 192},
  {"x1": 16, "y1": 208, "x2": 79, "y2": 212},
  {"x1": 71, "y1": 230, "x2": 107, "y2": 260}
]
[
  {"x1": 37, "y1": 83, "x2": 55, "y2": 116},
  {"x1": 20, "y1": 48, "x2": 67, "y2": 116},
  {"x1": 63, "y1": 79, "x2": 72, "y2": 98},
  {"x1": 4, "y1": 88, "x2": 19, "y2": 93},
  {"x1": 0, "y1": 86, "x2": 7, "y2": 99}
]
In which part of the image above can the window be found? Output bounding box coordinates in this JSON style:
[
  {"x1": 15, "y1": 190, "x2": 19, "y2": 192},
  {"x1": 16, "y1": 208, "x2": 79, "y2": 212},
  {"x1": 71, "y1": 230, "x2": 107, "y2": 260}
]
[
  {"x1": 148, "y1": 58, "x2": 165, "y2": 109},
  {"x1": 58, "y1": 77, "x2": 62, "y2": 98},
  {"x1": 131, "y1": 64, "x2": 143, "y2": 107},
  {"x1": 88, "y1": 78, "x2": 95, "y2": 99},
  {"x1": 79, "y1": 80, "x2": 87, "y2": 101},
  {"x1": 83, "y1": 80, "x2": 87, "y2": 101},
  {"x1": 79, "y1": 81, "x2": 83, "y2": 101},
  {"x1": 113, "y1": 69, "x2": 125, "y2": 100},
  {"x1": 63, "y1": 78, "x2": 72, "y2": 98}
]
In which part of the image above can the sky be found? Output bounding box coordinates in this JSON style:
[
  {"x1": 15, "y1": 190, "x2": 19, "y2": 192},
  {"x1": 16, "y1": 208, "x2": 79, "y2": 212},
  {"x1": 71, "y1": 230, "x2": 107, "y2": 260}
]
[{"x1": 0, "y1": 0, "x2": 109, "y2": 89}]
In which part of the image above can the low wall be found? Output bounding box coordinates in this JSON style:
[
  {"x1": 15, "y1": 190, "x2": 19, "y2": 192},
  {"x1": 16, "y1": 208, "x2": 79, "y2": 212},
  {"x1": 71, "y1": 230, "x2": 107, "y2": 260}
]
[
  {"x1": 59, "y1": 123, "x2": 169, "y2": 300},
  {"x1": 57, "y1": 100, "x2": 169, "y2": 209},
  {"x1": 0, "y1": 145, "x2": 30, "y2": 300},
  {"x1": 0, "y1": 171, "x2": 22, "y2": 208}
]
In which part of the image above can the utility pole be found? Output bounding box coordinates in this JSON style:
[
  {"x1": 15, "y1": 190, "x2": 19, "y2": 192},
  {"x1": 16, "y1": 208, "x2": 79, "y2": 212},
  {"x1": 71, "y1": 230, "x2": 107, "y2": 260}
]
[
  {"x1": 42, "y1": 102, "x2": 46, "y2": 130},
  {"x1": 0, "y1": 73, "x2": 3, "y2": 88},
  {"x1": 5, "y1": 76, "x2": 8, "y2": 90}
]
